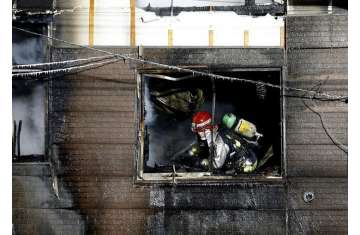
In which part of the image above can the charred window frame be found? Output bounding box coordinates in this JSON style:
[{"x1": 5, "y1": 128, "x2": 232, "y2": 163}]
[{"x1": 135, "y1": 68, "x2": 285, "y2": 184}]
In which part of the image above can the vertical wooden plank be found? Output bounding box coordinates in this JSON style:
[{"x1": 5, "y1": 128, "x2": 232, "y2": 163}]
[
  {"x1": 280, "y1": 26, "x2": 285, "y2": 48},
  {"x1": 209, "y1": 28, "x2": 214, "y2": 47},
  {"x1": 168, "y1": 29, "x2": 173, "y2": 48},
  {"x1": 89, "y1": 0, "x2": 95, "y2": 47},
  {"x1": 130, "y1": 0, "x2": 136, "y2": 47},
  {"x1": 244, "y1": 30, "x2": 249, "y2": 47}
]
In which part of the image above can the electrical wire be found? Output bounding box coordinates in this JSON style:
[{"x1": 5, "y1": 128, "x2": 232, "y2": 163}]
[
  {"x1": 12, "y1": 69, "x2": 42, "y2": 74},
  {"x1": 303, "y1": 101, "x2": 348, "y2": 154},
  {"x1": 13, "y1": 55, "x2": 115, "y2": 70},
  {"x1": 12, "y1": 58, "x2": 121, "y2": 80},
  {"x1": 302, "y1": 79, "x2": 348, "y2": 154},
  {"x1": 13, "y1": 5, "x2": 84, "y2": 17},
  {"x1": 283, "y1": 94, "x2": 347, "y2": 103},
  {"x1": 13, "y1": 26, "x2": 347, "y2": 103}
]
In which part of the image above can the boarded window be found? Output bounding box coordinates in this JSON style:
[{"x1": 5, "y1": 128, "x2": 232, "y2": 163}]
[{"x1": 136, "y1": 69, "x2": 283, "y2": 183}]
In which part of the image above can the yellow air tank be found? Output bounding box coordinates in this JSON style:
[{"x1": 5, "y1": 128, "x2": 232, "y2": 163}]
[{"x1": 222, "y1": 113, "x2": 263, "y2": 140}]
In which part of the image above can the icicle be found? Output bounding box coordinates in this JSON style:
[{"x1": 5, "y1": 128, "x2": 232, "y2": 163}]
[
  {"x1": 12, "y1": 58, "x2": 120, "y2": 80},
  {"x1": 13, "y1": 55, "x2": 114, "y2": 70}
]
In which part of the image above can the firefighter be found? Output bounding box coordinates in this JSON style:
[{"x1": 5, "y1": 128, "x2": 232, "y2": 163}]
[{"x1": 190, "y1": 111, "x2": 258, "y2": 173}]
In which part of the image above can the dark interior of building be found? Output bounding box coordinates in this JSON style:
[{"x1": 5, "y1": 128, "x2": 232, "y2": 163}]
[{"x1": 143, "y1": 71, "x2": 282, "y2": 176}]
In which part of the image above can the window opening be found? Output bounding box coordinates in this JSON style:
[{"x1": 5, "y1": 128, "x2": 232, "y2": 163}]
[
  {"x1": 12, "y1": 80, "x2": 47, "y2": 162},
  {"x1": 137, "y1": 69, "x2": 282, "y2": 183},
  {"x1": 12, "y1": 23, "x2": 49, "y2": 163}
]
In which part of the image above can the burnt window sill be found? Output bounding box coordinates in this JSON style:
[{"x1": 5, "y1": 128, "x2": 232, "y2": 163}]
[{"x1": 12, "y1": 154, "x2": 47, "y2": 163}]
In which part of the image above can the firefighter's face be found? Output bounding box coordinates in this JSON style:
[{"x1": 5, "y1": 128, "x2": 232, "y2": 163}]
[
  {"x1": 197, "y1": 129, "x2": 209, "y2": 140},
  {"x1": 196, "y1": 127, "x2": 217, "y2": 141}
]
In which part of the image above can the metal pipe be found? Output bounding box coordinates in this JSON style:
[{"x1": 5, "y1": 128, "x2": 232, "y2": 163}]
[
  {"x1": 17, "y1": 120, "x2": 22, "y2": 157},
  {"x1": 12, "y1": 120, "x2": 16, "y2": 158},
  {"x1": 210, "y1": 77, "x2": 216, "y2": 173},
  {"x1": 143, "y1": 73, "x2": 196, "y2": 82},
  {"x1": 170, "y1": 0, "x2": 174, "y2": 16}
]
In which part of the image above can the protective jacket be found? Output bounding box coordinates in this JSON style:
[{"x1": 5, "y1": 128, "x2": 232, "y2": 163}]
[{"x1": 190, "y1": 126, "x2": 258, "y2": 173}]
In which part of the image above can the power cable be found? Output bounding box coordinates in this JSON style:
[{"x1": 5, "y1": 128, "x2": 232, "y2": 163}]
[
  {"x1": 13, "y1": 55, "x2": 115, "y2": 70},
  {"x1": 12, "y1": 69, "x2": 42, "y2": 74},
  {"x1": 302, "y1": 79, "x2": 348, "y2": 154},
  {"x1": 283, "y1": 94, "x2": 347, "y2": 103},
  {"x1": 303, "y1": 101, "x2": 348, "y2": 154},
  {"x1": 12, "y1": 58, "x2": 120, "y2": 80}
]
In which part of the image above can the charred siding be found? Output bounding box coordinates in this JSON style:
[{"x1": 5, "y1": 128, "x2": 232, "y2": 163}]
[
  {"x1": 141, "y1": 47, "x2": 284, "y2": 69},
  {"x1": 49, "y1": 48, "x2": 151, "y2": 234},
  {"x1": 13, "y1": 48, "x2": 153, "y2": 234},
  {"x1": 286, "y1": 11, "x2": 348, "y2": 234},
  {"x1": 147, "y1": 210, "x2": 286, "y2": 234},
  {"x1": 286, "y1": 15, "x2": 347, "y2": 49}
]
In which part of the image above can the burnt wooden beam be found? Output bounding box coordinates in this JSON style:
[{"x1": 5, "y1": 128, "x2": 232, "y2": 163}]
[
  {"x1": 15, "y1": 0, "x2": 54, "y2": 10},
  {"x1": 140, "y1": 48, "x2": 285, "y2": 69},
  {"x1": 143, "y1": 2, "x2": 284, "y2": 16},
  {"x1": 289, "y1": 0, "x2": 348, "y2": 9},
  {"x1": 288, "y1": 0, "x2": 330, "y2": 5},
  {"x1": 12, "y1": 11, "x2": 54, "y2": 24}
]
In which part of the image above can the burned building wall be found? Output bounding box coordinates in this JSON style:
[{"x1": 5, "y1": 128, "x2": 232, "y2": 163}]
[
  {"x1": 12, "y1": 7, "x2": 347, "y2": 235},
  {"x1": 13, "y1": 46, "x2": 347, "y2": 234},
  {"x1": 48, "y1": 48, "x2": 152, "y2": 234},
  {"x1": 13, "y1": 47, "x2": 153, "y2": 234}
]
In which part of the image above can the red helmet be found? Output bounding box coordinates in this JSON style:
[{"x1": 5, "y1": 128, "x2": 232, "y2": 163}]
[{"x1": 191, "y1": 111, "x2": 214, "y2": 133}]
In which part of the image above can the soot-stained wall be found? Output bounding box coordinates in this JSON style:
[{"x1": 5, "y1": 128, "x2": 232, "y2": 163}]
[{"x1": 12, "y1": 47, "x2": 347, "y2": 234}]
